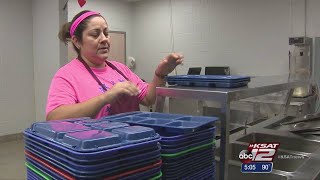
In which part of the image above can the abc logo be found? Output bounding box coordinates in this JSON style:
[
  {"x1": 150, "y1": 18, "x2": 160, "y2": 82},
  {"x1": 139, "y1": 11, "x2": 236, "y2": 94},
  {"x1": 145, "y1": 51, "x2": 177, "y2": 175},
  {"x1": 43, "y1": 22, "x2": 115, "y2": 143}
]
[{"x1": 239, "y1": 150, "x2": 253, "y2": 164}]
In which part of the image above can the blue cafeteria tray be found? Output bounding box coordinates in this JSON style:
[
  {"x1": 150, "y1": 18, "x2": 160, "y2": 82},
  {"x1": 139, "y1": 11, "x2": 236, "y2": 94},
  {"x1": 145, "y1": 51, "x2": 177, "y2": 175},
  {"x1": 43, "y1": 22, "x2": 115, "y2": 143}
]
[
  {"x1": 26, "y1": 148, "x2": 163, "y2": 180},
  {"x1": 24, "y1": 130, "x2": 159, "y2": 160},
  {"x1": 121, "y1": 167, "x2": 161, "y2": 180},
  {"x1": 25, "y1": 145, "x2": 160, "y2": 175},
  {"x1": 163, "y1": 163, "x2": 213, "y2": 179},
  {"x1": 108, "y1": 112, "x2": 217, "y2": 134},
  {"x1": 160, "y1": 132, "x2": 214, "y2": 149},
  {"x1": 27, "y1": 157, "x2": 162, "y2": 180},
  {"x1": 162, "y1": 153, "x2": 214, "y2": 172},
  {"x1": 166, "y1": 75, "x2": 250, "y2": 82},
  {"x1": 27, "y1": 170, "x2": 40, "y2": 180},
  {"x1": 26, "y1": 159, "x2": 62, "y2": 180},
  {"x1": 167, "y1": 80, "x2": 249, "y2": 88},
  {"x1": 166, "y1": 75, "x2": 250, "y2": 88},
  {"x1": 26, "y1": 146, "x2": 161, "y2": 178},
  {"x1": 161, "y1": 126, "x2": 216, "y2": 140},
  {"x1": 161, "y1": 145, "x2": 214, "y2": 162},
  {"x1": 182, "y1": 164, "x2": 215, "y2": 180},
  {"x1": 162, "y1": 160, "x2": 214, "y2": 179},
  {"x1": 31, "y1": 121, "x2": 91, "y2": 140},
  {"x1": 161, "y1": 138, "x2": 214, "y2": 154},
  {"x1": 162, "y1": 147, "x2": 214, "y2": 167},
  {"x1": 26, "y1": 119, "x2": 160, "y2": 152},
  {"x1": 25, "y1": 141, "x2": 161, "y2": 172},
  {"x1": 25, "y1": 137, "x2": 159, "y2": 164},
  {"x1": 91, "y1": 122, "x2": 129, "y2": 131}
]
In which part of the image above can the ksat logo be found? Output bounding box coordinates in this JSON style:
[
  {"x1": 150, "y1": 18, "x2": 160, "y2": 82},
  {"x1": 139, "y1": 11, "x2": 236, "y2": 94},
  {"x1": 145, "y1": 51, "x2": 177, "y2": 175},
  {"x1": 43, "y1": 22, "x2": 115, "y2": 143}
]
[{"x1": 239, "y1": 143, "x2": 280, "y2": 164}]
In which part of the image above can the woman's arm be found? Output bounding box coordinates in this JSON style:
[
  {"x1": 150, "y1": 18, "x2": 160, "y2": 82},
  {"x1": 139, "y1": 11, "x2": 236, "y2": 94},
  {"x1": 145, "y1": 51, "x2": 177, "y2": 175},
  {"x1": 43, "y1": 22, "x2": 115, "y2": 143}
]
[
  {"x1": 47, "y1": 81, "x2": 139, "y2": 120},
  {"x1": 47, "y1": 91, "x2": 113, "y2": 120},
  {"x1": 141, "y1": 53, "x2": 184, "y2": 106}
]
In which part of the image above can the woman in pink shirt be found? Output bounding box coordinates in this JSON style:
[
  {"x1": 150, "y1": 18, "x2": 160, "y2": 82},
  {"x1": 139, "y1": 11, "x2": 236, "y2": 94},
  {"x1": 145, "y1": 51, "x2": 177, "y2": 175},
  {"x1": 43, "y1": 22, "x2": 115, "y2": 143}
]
[{"x1": 46, "y1": 10, "x2": 183, "y2": 120}]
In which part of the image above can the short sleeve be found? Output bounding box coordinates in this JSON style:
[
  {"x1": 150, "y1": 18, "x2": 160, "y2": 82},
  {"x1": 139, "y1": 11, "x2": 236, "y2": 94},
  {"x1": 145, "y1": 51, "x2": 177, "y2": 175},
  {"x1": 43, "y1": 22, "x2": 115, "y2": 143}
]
[{"x1": 46, "y1": 75, "x2": 77, "y2": 116}]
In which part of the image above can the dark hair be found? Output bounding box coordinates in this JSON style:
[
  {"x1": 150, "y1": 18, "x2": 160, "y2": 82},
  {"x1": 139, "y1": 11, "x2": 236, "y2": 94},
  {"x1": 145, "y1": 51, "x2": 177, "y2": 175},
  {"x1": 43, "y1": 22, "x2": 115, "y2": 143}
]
[{"x1": 58, "y1": 10, "x2": 102, "y2": 55}]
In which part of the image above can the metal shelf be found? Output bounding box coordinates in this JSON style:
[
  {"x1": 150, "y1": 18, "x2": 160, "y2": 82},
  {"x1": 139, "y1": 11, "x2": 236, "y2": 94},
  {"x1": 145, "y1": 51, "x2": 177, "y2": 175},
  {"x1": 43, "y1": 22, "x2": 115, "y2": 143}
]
[{"x1": 155, "y1": 75, "x2": 309, "y2": 180}]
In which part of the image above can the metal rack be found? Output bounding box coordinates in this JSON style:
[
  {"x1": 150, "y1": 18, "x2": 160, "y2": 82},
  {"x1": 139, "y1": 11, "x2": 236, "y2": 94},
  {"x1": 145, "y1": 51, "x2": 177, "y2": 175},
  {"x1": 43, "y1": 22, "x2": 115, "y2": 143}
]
[{"x1": 154, "y1": 75, "x2": 309, "y2": 180}]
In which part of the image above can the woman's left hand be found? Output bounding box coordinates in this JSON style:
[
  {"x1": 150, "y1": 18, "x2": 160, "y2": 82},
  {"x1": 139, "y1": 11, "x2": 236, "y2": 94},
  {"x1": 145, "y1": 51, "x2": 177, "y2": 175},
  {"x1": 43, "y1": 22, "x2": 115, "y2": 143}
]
[{"x1": 155, "y1": 53, "x2": 184, "y2": 77}]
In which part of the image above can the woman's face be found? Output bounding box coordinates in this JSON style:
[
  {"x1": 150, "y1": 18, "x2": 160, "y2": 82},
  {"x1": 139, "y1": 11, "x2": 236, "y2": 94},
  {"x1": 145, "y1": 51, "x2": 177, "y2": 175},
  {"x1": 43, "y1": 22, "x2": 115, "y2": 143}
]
[{"x1": 79, "y1": 16, "x2": 110, "y2": 67}]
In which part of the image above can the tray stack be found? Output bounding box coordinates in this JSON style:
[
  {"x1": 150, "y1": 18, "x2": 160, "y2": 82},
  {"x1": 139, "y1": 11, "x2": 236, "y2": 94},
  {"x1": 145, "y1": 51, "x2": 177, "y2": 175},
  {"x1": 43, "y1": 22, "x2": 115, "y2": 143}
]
[
  {"x1": 24, "y1": 118, "x2": 162, "y2": 180},
  {"x1": 166, "y1": 75, "x2": 250, "y2": 88},
  {"x1": 103, "y1": 112, "x2": 218, "y2": 179}
]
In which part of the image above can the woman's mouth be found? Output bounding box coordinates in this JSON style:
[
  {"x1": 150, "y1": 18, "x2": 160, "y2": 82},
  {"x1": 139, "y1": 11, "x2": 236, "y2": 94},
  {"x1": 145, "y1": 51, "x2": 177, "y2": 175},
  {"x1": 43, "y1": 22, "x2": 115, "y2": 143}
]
[{"x1": 99, "y1": 47, "x2": 109, "y2": 52}]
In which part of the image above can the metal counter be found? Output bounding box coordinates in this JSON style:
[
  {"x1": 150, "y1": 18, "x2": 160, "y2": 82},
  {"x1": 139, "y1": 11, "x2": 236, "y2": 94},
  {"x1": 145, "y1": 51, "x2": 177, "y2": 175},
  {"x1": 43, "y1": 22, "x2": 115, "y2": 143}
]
[{"x1": 155, "y1": 75, "x2": 309, "y2": 180}]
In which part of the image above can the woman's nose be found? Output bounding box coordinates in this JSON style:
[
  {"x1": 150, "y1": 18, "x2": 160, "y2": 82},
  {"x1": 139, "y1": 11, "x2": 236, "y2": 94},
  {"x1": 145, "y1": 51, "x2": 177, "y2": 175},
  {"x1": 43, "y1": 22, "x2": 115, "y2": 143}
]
[{"x1": 100, "y1": 33, "x2": 109, "y2": 42}]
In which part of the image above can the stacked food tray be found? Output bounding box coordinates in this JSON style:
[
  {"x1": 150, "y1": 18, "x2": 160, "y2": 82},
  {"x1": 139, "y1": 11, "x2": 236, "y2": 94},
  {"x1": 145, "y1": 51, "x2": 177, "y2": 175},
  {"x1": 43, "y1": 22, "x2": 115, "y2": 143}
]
[
  {"x1": 166, "y1": 75, "x2": 250, "y2": 88},
  {"x1": 103, "y1": 112, "x2": 218, "y2": 179},
  {"x1": 23, "y1": 118, "x2": 162, "y2": 180}
]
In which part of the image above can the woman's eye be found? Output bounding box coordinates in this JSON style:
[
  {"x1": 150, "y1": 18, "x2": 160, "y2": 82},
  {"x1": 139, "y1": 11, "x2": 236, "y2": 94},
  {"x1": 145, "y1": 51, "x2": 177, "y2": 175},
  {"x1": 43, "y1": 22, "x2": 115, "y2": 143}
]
[{"x1": 90, "y1": 33, "x2": 98, "y2": 37}]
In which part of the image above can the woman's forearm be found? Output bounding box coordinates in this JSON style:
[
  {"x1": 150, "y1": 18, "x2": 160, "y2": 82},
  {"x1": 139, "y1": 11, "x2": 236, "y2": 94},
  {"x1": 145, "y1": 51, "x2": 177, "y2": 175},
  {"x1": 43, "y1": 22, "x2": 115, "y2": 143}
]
[
  {"x1": 142, "y1": 73, "x2": 166, "y2": 106},
  {"x1": 46, "y1": 91, "x2": 117, "y2": 120}
]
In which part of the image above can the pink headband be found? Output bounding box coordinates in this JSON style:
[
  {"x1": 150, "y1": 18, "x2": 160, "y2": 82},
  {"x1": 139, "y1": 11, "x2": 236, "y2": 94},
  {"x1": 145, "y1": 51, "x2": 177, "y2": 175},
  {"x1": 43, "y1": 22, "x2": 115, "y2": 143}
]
[{"x1": 70, "y1": 11, "x2": 100, "y2": 36}]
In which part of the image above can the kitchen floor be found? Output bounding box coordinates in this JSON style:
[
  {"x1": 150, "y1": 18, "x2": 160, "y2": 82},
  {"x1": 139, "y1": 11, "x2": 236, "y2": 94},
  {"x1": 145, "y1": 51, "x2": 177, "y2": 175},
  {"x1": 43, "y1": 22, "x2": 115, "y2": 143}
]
[{"x1": 0, "y1": 139, "x2": 26, "y2": 180}]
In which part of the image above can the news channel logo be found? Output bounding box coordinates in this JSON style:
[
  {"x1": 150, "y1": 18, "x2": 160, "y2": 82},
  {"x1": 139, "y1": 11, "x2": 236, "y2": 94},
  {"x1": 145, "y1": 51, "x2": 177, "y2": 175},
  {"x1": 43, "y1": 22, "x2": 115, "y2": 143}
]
[{"x1": 238, "y1": 143, "x2": 280, "y2": 173}]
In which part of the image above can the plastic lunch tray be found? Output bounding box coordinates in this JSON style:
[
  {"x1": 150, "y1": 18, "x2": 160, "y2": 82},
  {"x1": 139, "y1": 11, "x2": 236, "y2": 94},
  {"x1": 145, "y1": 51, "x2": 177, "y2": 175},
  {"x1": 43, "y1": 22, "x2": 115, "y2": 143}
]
[
  {"x1": 25, "y1": 137, "x2": 160, "y2": 164},
  {"x1": 27, "y1": 169, "x2": 44, "y2": 180},
  {"x1": 161, "y1": 138, "x2": 214, "y2": 154},
  {"x1": 24, "y1": 146, "x2": 160, "y2": 178},
  {"x1": 105, "y1": 112, "x2": 218, "y2": 134},
  {"x1": 160, "y1": 126, "x2": 216, "y2": 140},
  {"x1": 167, "y1": 80, "x2": 249, "y2": 88},
  {"x1": 166, "y1": 75, "x2": 250, "y2": 88},
  {"x1": 166, "y1": 75, "x2": 250, "y2": 82},
  {"x1": 26, "y1": 157, "x2": 162, "y2": 180},
  {"x1": 162, "y1": 154, "x2": 214, "y2": 174},
  {"x1": 162, "y1": 163, "x2": 213, "y2": 179},
  {"x1": 25, "y1": 151, "x2": 74, "y2": 180},
  {"x1": 25, "y1": 144, "x2": 161, "y2": 176},
  {"x1": 26, "y1": 150, "x2": 163, "y2": 180},
  {"x1": 181, "y1": 164, "x2": 215, "y2": 180},
  {"x1": 162, "y1": 147, "x2": 214, "y2": 166},
  {"x1": 160, "y1": 134, "x2": 214, "y2": 150},
  {"x1": 162, "y1": 152, "x2": 214, "y2": 169},
  {"x1": 161, "y1": 141, "x2": 215, "y2": 160},
  {"x1": 163, "y1": 165, "x2": 212, "y2": 180},
  {"x1": 178, "y1": 164, "x2": 215, "y2": 180},
  {"x1": 162, "y1": 160, "x2": 214, "y2": 179},
  {"x1": 162, "y1": 148, "x2": 214, "y2": 168},
  {"x1": 24, "y1": 130, "x2": 159, "y2": 160},
  {"x1": 25, "y1": 155, "x2": 161, "y2": 180},
  {"x1": 25, "y1": 141, "x2": 161, "y2": 172},
  {"x1": 27, "y1": 120, "x2": 160, "y2": 152},
  {"x1": 26, "y1": 162, "x2": 57, "y2": 180},
  {"x1": 160, "y1": 127, "x2": 215, "y2": 145},
  {"x1": 27, "y1": 168, "x2": 164, "y2": 180}
]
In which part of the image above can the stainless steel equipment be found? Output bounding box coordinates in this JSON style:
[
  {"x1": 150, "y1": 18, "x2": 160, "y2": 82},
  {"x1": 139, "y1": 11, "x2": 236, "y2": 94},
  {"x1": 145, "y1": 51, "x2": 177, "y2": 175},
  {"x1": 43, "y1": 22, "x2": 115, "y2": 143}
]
[
  {"x1": 155, "y1": 75, "x2": 309, "y2": 180},
  {"x1": 214, "y1": 113, "x2": 320, "y2": 180},
  {"x1": 289, "y1": 37, "x2": 313, "y2": 97}
]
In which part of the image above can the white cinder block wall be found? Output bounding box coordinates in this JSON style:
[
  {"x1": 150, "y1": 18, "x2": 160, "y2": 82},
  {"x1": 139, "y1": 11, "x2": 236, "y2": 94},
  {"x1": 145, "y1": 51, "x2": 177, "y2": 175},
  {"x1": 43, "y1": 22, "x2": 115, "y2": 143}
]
[
  {"x1": 0, "y1": 0, "x2": 35, "y2": 136},
  {"x1": 32, "y1": 0, "x2": 63, "y2": 122},
  {"x1": 132, "y1": 0, "x2": 320, "y2": 82}
]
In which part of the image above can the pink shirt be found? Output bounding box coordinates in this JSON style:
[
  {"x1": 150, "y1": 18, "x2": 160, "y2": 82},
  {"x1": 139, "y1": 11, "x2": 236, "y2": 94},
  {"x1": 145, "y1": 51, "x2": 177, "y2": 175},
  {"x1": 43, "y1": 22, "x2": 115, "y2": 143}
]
[{"x1": 46, "y1": 59, "x2": 149, "y2": 119}]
